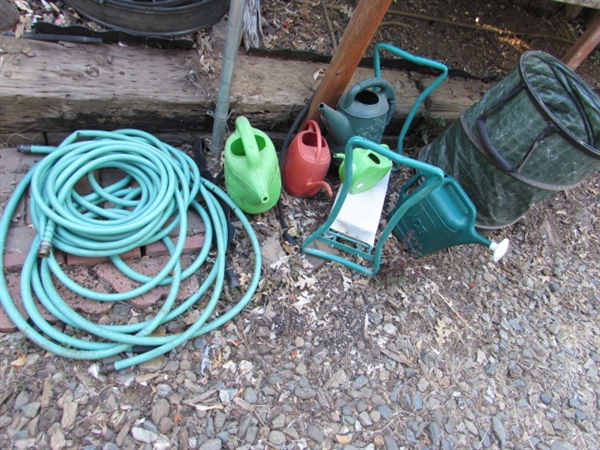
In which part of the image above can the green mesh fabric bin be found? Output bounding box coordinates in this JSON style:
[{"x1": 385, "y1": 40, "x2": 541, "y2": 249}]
[{"x1": 420, "y1": 51, "x2": 600, "y2": 229}]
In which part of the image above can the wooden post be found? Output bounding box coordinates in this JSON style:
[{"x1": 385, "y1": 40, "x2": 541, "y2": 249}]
[
  {"x1": 302, "y1": 0, "x2": 393, "y2": 125},
  {"x1": 561, "y1": 9, "x2": 600, "y2": 70}
]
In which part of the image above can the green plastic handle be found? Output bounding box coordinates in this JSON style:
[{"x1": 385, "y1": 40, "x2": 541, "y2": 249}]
[{"x1": 235, "y1": 116, "x2": 260, "y2": 171}]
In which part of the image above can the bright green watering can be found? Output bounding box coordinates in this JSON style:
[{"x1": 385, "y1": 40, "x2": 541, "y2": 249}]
[
  {"x1": 336, "y1": 144, "x2": 393, "y2": 194},
  {"x1": 224, "y1": 116, "x2": 281, "y2": 214}
]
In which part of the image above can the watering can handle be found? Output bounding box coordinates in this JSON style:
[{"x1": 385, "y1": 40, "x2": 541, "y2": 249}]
[
  {"x1": 302, "y1": 120, "x2": 324, "y2": 163},
  {"x1": 342, "y1": 78, "x2": 397, "y2": 126},
  {"x1": 303, "y1": 120, "x2": 319, "y2": 134},
  {"x1": 235, "y1": 116, "x2": 260, "y2": 170}
]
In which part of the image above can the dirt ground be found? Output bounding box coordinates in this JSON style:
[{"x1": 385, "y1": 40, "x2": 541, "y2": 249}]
[
  {"x1": 260, "y1": 0, "x2": 600, "y2": 89},
  {"x1": 1, "y1": 1, "x2": 600, "y2": 449}
]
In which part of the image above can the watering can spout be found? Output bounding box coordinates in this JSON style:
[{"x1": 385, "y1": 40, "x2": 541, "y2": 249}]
[
  {"x1": 318, "y1": 103, "x2": 354, "y2": 149},
  {"x1": 489, "y1": 238, "x2": 510, "y2": 262},
  {"x1": 306, "y1": 180, "x2": 333, "y2": 197}
]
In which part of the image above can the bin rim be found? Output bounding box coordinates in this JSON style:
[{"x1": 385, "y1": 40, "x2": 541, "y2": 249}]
[{"x1": 519, "y1": 51, "x2": 600, "y2": 159}]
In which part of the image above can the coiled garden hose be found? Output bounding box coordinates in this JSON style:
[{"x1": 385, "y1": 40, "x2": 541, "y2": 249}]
[{"x1": 0, "y1": 129, "x2": 261, "y2": 372}]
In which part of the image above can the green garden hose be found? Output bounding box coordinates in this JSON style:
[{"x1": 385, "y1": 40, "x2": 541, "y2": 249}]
[{"x1": 0, "y1": 129, "x2": 262, "y2": 372}]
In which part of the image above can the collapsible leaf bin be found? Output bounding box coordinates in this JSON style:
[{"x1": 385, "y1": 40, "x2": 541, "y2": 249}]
[{"x1": 420, "y1": 51, "x2": 600, "y2": 229}]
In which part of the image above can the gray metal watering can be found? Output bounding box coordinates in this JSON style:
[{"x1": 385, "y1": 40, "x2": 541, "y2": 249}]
[{"x1": 319, "y1": 77, "x2": 397, "y2": 156}]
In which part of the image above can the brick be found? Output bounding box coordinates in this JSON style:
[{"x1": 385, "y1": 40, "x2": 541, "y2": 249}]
[
  {"x1": 145, "y1": 234, "x2": 206, "y2": 257},
  {"x1": 53, "y1": 251, "x2": 66, "y2": 265},
  {"x1": 163, "y1": 209, "x2": 206, "y2": 238},
  {"x1": 0, "y1": 272, "x2": 57, "y2": 333},
  {"x1": 100, "y1": 168, "x2": 130, "y2": 188},
  {"x1": 94, "y1": 261, "x2": 162, "y2": 310},
  {"x1": 0, "y1": 147, "x2": 41, "y2": 174},
  {"x1": 1, "y1": 173, "x2": 28, "y2": 226},
  {"x1": 0, "y1": 173, "x2": 25, "y2": 210},
  {"x1": 65, "y1": 247, "x2": 142, "y2": 266},
  {"x1": 3, "y1": 226, "x2": 37, "y2": 272},
  {"x1": 52, "y1": 266, "x2": 113, "y2": 315},
  {"x1": 94, "y1": 255, "x2": 200, "y2": 310},
  {"x1": 72, "y1": 172, "x2": 94, "y2": 195}
]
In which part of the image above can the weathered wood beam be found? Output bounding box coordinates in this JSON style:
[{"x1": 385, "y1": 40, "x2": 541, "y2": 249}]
[
  {"x1": 561, "y1": 9, "x2": 600, "y2": 70},
  {"x1": 0, "y1": 35, "x2": 481, "y2": 147}
]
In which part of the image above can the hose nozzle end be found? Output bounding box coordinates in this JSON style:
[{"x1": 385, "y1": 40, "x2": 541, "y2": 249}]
[
  {"x1": 99, "y1": 363, "x2": 116, "y2": 375},
  {"x1": 37, "y1": 241, "x2": 52, "y2": 258},
  {"x1": 16, "y1": 145, "x2": 32, "y2": 153}
]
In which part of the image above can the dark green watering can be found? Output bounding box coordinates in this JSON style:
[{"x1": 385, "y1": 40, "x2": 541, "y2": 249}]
[
  {"x1": 319, "y1": 77, "x2": 396, "y2": 156},
  {"x1": 391, "y1": 174, "x2": 509, "y2": 261}
]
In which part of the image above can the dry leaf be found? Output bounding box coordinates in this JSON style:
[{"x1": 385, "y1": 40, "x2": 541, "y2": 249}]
[
  {"x1": 10, "y1": 354, "x2": 27, "y2": 370},
  {"x1": 293, "y1": 274, "x2": 317, "y2": 290},
  {"x1": 340, "y1": 5, "x2": 354, "y2": 18},
  {"x1": 292, "y1": 293, "x2": 312, "y2": 313},
  {"x1": 435, "y1": 316, "x2": 454, "y2": 346}
]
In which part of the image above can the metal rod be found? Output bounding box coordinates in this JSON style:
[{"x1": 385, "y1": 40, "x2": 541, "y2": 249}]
[{"x1": 209, "y1": 0, "x2": 248, "y2": 152}]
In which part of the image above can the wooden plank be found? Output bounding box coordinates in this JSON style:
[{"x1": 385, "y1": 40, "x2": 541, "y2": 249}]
[
  {"x1": 302, "y1": 0, "x2": 394, "y2": 124},
  {"x1": 418, "y1": 77, "x2": 491, "y2": 122},
  {"x1": 0, "y1": 35, "x2": 486, "y2": 143},
  {"x1": 0, "y1": 36, "x2": 219, "y2": 134},
  {"x1": 232, "y1": 55, "x2": 421, "y2": 134},
  {"x1": 561, "y1": 9, "x2": 600, "y2": 70}
]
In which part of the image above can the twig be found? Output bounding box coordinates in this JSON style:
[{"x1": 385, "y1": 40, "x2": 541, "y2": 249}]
[
  {"x1": 379, "y1": 21, "x2": 413, "y2": 29},
  {"x1": 429, "y1": 282, "x2": 473, "y2": 332},
  {"x1": 321, "y1": 0, "x2": 338, "y2": 51}
]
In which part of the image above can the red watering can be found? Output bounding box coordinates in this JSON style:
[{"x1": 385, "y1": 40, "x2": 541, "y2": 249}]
[{"x1": 282, "y1": 120, "x2": 333, "y2": 197}]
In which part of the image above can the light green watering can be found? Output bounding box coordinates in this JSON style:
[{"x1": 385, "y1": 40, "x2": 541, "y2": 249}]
[
  {"x1": 224, "y1": 116, "x2": 281, "y2": 214},
  {"x1": 336, "y1": 144, "x2": 393, "y2": 194}
]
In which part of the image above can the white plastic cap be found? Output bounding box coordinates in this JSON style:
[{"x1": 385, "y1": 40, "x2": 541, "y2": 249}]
[{"x1": 489, "y1": 239, "x2": 510, "y2": 262}]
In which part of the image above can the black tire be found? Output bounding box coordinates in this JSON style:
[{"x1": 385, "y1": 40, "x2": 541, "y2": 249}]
[{"x1": 63, "y1": 0, "x2": 230, "y2": 36}]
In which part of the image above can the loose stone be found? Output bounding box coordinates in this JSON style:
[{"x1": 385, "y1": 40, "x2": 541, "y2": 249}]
[
  {"x1": 307, "y1": 424, "x2": 324, "y2": 443},
  {"x1": 428, "y1": 422, "x2": 442, "y2": 444},
  {"x1": 491, "y1": 416, "x2": 507, "y2": 448},
  {"x1": 243, "y1": 387, "x2": 258, "y2": 404},
  {"x1": 352, "y1": 375, "x2": 369, "y2": 390},
  {"x1": 131, "y1": 426, "x2": 157, "y2": 444},
  {"x1": 358, "y1": 411, "x2": 373, "y2": 428},
  {"x1": 269, "y1": 430, "x2": 286, "y2": 445},
  {"x1": 198, "y1": 438, "x2": 222, "y2": 450},
  {"x1": 151, "y1": 399, "x2": 170, "y2": 425},
  {"x1": 294, "y1": 387, "x2": 317, "y2": 399}
]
